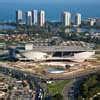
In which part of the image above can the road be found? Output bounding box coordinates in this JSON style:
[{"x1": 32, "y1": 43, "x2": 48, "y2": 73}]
[
  {"x1": 62, "y1": 77, "x2": 90, "y2": 100},
  {"x1": 62, "y1": 79, "x2": 75, "y2": 100}
]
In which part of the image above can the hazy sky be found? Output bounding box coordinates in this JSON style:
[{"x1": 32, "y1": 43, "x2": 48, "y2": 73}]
[
  {"x1": 0, "y1": 0, "x2": 99, "y2": 4},
  {"x1": 0, "y1": 0, "x2": 99, "y2": 21}
]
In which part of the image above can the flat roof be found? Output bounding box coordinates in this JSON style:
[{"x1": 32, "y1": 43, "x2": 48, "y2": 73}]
[{"x1": 21, "y1": 46, "x2": 93, "y2": 52}]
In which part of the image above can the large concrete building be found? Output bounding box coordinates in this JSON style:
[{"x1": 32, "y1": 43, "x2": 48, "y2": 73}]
[
  {"x1": 32, "y1": 10, "x2": 38, "y2": 25},
  {"x1": 75, "y1": 13, "x2": 81, "y2": 26},
  {"x1": 12, "y1": 41, "x2": 95, "y2": 62},
  {"x1": 16, "y1": 9, "x2": 46, "y2": 26},
  {"x1": 26, "y1": 11, "x2": 33, "y2": 26},
  {"x1": 62, "y1": 12, "x2": 71, "y2": 27},
  {"x1": 38, "y1": 10, "x2": 45, "y2": 27},
  {"x1": 16, "y1": 10, "x2": 23, "y2": 24}
]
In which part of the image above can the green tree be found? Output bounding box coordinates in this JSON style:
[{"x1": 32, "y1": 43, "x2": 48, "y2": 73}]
[{"x1": 52, "y1": 93, "x2": 63, "y2": 100}]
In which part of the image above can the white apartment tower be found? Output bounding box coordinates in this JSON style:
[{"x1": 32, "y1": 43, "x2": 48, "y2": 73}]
[
  {"x1": 16, "y1": 10, "x2": 23, "y2": 24},
  {"x1": 27, "y1": 11, "x2": 33, "y2": 26},
  {"x1": 75, "y1": 13, "x2": 81, "y2": 26},
  {"x1": 62, "y1": 12, "x2": 71, "y2": 27},
  {"x1": 32, "y1": 10, "x2": 38, "y2": 25},
  {"x1": 38, "y1": 10, "x2": 45, "y2": 27}
]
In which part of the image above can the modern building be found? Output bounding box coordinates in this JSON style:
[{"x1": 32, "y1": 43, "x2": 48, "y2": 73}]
[
  {"x1": 88, "y1": 18, "x2": 96, "y2": 26},
  {"x1": 13, "y1": 41, "x2": 95, "y2": 62},
  {"x1": 18, "y1": 49, "x2": 95, "y2": 62},
  {"x1": 26, "y1": 11, "x2": 33, "y2": 26},
  {"x1": 62, "y1": 12, "x2": 71, "y2": 27},
  {"x1": 75, "y1": 13, "x2": 81, "y2": 26},
  {"x1": 38, "y1": 10, "x2": 45, "y2": 27},
  {"x1": 16, "y1": 10, "x2": 23, "y2": 24},
  {"x1": 32, "y1": 10, "x2": 38, "y2": 25}
]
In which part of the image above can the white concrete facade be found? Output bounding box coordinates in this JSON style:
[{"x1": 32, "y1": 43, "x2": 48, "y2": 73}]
[
  {"x1": 38, "y1": 10, "x2": 45, "y2": 27},
  {"x1": 16, "y1": 10, "x2": 23, "y2": 24},
  {"x1": 27, "y1": 11, "x2": 33, "y2": 26},
  {"x1": 32, "y1": 10, "x2": 38, "y2": 25},
  {"x1": 75, "y1": 13, "x2": 81, "y2": 26},
  {"x1": 62, "y1": 12, "x2": 71, "y2": 26}
]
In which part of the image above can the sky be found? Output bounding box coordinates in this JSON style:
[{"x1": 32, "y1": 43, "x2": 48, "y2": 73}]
[
  {"x1": 0, "y1": 0, "x2": 99, "y2": 4},
  {"x1": 0, "y1": 0, "x2": 99, "y2": 21}
]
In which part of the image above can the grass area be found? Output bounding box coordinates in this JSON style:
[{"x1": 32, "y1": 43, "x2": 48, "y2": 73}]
[{"x1": 47, "y1": 80, "x2": 70, "y2": 96}]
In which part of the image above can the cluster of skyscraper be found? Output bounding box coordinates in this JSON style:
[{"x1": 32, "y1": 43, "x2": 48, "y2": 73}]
[
  {"x1": 16, "y1": 10, "x2": 81, "y2": 27},
  {"x1": 16, "y1": 10, "x2": 45, "y2": 27},
  {"x1": 62, "y1": 12, "x2": 81, "y2": 27}
]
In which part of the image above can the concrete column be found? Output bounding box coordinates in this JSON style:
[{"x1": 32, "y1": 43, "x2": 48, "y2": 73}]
[{"x1": 61, "y1": 52, "x2": 63, "y2": 57}]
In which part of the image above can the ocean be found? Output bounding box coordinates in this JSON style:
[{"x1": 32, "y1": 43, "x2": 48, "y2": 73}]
[{"x1": 0, "y1": 1, "x2": 100, "y2": 22}]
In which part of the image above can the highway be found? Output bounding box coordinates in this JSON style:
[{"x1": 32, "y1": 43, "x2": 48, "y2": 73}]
[
  {"x1": 62, "y1": 77, "x2": 87, "y2": 100},
  {"x1": 0, "y1": 63, "x2": 100, "y2": 81},
  {"x1": 62, "y1": 80, "x2": 75, "y2": 100}
]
